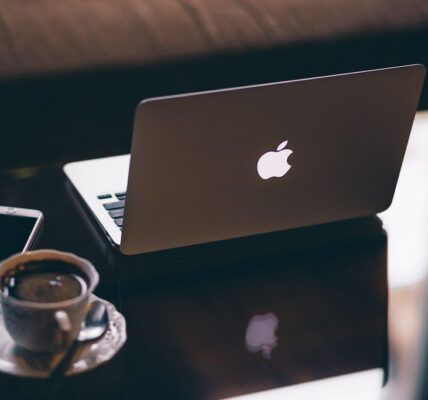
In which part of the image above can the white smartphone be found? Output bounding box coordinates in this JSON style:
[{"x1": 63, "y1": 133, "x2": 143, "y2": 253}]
[{"x1": 0, "y1": 206, "x2": 44, "y2": 260}]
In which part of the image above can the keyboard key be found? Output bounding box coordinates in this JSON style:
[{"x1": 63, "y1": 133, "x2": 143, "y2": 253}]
[
  {"x1": 109, "y1": 209, "x2": 124, "y2": 218},
  {"x1": 103, "y1": 200, "x2": 125, "y2": 210},
  {"x1": 115, "y1": 192, "x2": 126, "y2": 200},
  {"x1": 114, "y1": 218, "x2": 123, "y2": 227},
  {"x1": 97, "y1": 194, "x2": 112, "y2": 200}
]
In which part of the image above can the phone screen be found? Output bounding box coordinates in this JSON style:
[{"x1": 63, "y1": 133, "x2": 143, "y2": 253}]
[{"x1": 0, "y1": 214, "x2": 39, "y2": 260}]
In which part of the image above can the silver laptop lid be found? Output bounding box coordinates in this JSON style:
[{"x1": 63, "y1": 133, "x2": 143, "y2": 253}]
[{"x1": 121, "y1": 65, "x2": 425, "y2": 254}]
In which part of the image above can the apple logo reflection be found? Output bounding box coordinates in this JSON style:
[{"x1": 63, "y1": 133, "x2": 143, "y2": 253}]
[{"x1": 245, "y1": 313, "x2": 279, "y2": 359}]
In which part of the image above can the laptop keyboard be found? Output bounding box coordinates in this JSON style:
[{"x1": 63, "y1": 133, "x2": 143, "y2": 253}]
[{"x1": 98, "y1": 192, "x2": 126, "y2": 229}]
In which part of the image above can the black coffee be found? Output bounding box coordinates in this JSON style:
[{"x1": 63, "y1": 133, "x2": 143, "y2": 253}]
[{"x1": 1, "y1": 261, "x2": 87, "y2": 303}]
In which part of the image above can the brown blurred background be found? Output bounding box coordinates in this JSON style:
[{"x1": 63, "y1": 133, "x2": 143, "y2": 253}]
[{"x1": 1, "y1": 0, "x2": 427, "y2": 170}]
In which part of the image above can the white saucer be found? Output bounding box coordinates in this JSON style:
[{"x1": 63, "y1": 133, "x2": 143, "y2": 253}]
[{"x1": 0, "y1": 295, "x2": 126, "y2": 378}]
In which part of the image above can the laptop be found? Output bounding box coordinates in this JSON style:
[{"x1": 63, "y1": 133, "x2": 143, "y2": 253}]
[{"x1": 64, "y1": 65, "x2": 426, "y2": 255}]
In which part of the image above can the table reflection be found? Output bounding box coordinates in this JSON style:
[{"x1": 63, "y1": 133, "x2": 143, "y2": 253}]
[{"x1": 115, "y1": 224, "x2": 387, "y2": 400}]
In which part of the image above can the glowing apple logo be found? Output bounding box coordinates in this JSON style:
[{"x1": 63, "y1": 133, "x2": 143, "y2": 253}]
[{"x1": 257, "y1": 140, "x2": 293, "y2": 180}]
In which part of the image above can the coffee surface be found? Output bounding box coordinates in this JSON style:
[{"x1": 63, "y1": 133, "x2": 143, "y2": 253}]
[{"x1": 2, "y1": 261, "x2": 87, "y2": 303}]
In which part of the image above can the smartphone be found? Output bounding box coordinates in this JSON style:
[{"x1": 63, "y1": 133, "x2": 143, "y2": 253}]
[{"x1": 0, "y1": 206, "x2": 44, "y2": 260}]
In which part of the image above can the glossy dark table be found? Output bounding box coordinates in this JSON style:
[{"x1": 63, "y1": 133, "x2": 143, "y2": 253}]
[{"x1": 0, "y1": 111, "x2": 427, "y2": 399}]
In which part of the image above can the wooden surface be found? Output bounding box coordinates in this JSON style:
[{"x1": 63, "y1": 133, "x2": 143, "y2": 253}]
[{"x1": 0, "y1": 112, "x2": 427, "y2": 399}]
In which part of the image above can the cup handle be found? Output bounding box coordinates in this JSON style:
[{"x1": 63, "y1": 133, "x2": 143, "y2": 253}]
[{"x1": 54, "y1": 310, "x2": 72, "y2": 350}]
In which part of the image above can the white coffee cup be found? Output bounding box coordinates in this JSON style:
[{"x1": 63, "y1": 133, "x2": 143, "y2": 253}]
[{"x1": 0, "y1": 250, "x2": 99, "y2": 353}]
